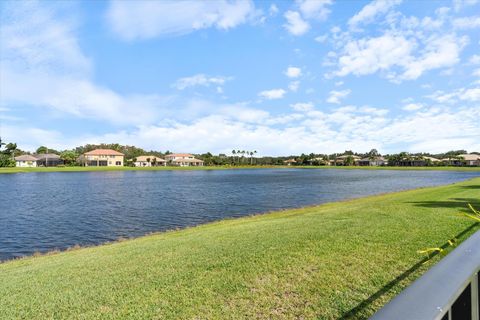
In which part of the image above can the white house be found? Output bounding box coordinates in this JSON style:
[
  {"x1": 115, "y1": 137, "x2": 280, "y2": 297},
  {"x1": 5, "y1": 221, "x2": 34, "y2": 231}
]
[
  {"x1": 134, "y1": 155, "x2": 166, "y2": 167},
  {"x1": 15, "y1": 155, "x2": 39, "y2": 167},
  {"x1": 459, "y1": 154, "x2": 480, "y2": 166},
  {"x1": 164, "y1": 153, "x2": 204, "y2": 167}
]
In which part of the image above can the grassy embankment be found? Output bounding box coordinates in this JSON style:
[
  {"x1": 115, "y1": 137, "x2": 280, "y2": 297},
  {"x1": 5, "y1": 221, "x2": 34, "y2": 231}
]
[
  {"x1": 1, "y1": 165, "x2": 480, "y2": 174},
  {"x1": 1, "y1": 178, "x2": 480, "y2": 319}
]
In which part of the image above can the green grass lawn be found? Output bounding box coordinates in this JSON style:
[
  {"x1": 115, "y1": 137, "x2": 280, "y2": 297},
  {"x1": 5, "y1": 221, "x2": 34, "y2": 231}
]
[
  {"x1": 1, "y1": 178, "x2": 480, "y2": 319},
  {"x1": 1, "y1": 165, "x2": 479, "y2": 174}
]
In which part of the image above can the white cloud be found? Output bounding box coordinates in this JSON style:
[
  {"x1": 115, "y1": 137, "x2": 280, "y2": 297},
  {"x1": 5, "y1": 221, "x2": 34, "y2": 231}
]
[
  {"x1": 269, "y1": 4, "x2": 279, "y2": 16},
  {"x1": 297, "y1": 0, "x2": 333, "y2": 20},
  {"x1": 426, "y1": 90, "x2": 457, "y2": 104},
  {"x1": 402, "y1": 103, "x2": 424, "y2": 111},
  {"x1": 399, "y1": 35, "x2": 468, "y2": 81},
  {"x1": 106, "y1": 0, "x2": 256, "y2": 40},
  {"x1": 219, "y1": 105, "x2": 269, "y2": 123},
  {"x1": 258, "y1": 89, "x2": 287, "y2": 100},
  {"x1": 427, "y1": 87, "x2": 480, "y2": 103},
  {"x1": 453, "y1": 0, "x2": 479, "y2": 12},
  {"x1": 327, "y1": 89, "x2": 351, "y2": 104},
  {"x1": 334, "y1": 33, "x2": 467, "y2": 81},
  {"x1": 288, "y1": 81, "x2": 300, "y2": 92},
  {"x1": 282, "y1": 1, "x2": 333, "y2": 37},
  {"x1": 473, "y1": 69, "x2": 480, "y2": 77},
  {"x1": 335, "y1": 34, "x2": 413, "y2": 77},
  {"x1": 6, "y1": 103, "x2": 479, "y2": 155},
  {"x1": 2, "y1": 125, "x2": 69, "y2": 152},
  {"x1": 359, "y1": 106, "x2": 389, "y2": 116},
  {"x1": 0, "y1": 2, "x2": 91, "y2": 77},
  {"x1": 283, "y1": 11, "x2": 310, "y2": 36},
  {"x1": 459, "y1": 88, "x2": 480, "y2": 101},
  {"x1": 348, "y1": 0, "x2": 402, "y2": 29},
  {"x1": 452, "y1": 16, "x2": 480, "y2": 29},
  {"x1": 470, "y1": 55, "x2": 480, "y2": 65},
  {"x1": 291, "y1": 102, "x2": 314, "y2": 112},
  {"x1": 172, "y1": 74, "x2": 232, "y2": 90},
  {"x1": 285, "y1": 66, "x2": 302, "y2": 78},
  {"x1": 0, "y1": 1, "x2": 163, "y2": 126},
  {"x1": 315, "y1": 34, "x2": 328, "y2": 43},
  {"x1": 1, "y1": 66, "x2": 161, "y2": 125},
  {"x1": 378, "y1": 107, "x2": 480, "y2": 153}
]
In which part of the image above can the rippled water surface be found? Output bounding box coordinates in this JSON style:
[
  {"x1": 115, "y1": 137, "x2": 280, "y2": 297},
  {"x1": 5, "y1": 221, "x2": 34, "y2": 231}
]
[{"x1": 1, "y1": 168, "x2": 479, "y2": 261}]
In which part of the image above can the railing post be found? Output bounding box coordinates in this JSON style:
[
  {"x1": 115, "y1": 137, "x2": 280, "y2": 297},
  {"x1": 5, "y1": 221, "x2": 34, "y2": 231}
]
[{"x1": 472, "y1": 272, "x2": 479, "y2": 320}]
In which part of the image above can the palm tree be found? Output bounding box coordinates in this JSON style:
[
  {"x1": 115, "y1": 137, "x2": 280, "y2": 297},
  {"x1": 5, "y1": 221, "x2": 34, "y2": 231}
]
[
  {"x1": 146, "y1": 157, "x2": 151, "y2": 167},
  {"x1": 232, "y1": 150, "x2": 236, "y2": 165},
  {"x1": 253, "y1": 151, "x2": 258, "y2": 165},
  {"x1": 367, "y1": 149, "x2": 379, "y2": 166},
  {"x1": 344, "y1": 155, "x2": 354, "y2": 166}
]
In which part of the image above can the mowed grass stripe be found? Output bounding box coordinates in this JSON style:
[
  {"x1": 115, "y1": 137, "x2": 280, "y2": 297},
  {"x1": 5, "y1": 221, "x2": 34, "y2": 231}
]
[{"x1": 1, "y1": 178, "x2": 479, "y2": 319}]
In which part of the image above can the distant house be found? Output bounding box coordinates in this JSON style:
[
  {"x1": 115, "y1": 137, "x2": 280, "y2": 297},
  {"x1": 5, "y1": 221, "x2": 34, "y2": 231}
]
[
  {"x1": 134, "y1": 155, "x2": 166, "y2": 167},
  {"x1": 283, "y1": 159, "x2": 297, "y2": 166},
  {"x1": 441, "y1": 157, "x2": 461, "y2": 166},
  {"x1": 15, "y1": 155, "x2": 39, "y2": 167},
  {"x1": 308, "y1": 157, "x2": 329, "y2": 165},
  {"x1": 164, "y1": 153, "x2": 204, "y2": 167},
  {"x1": 423, "y1": 156, "x2": 441, "y2": 165},
  {"x1": 335, "y1": 155, "x2": 361, "y2": 166},
  {"x1": 358, "y1": 156, "x2": 387, "y2": 166},
  {"x1": 34, "y1": 153, "x2": 63, "y2": 167},
  {"x1": 81, "y1": 149, "x2": 124, "y2": 167},
  {"x1": 14, "y1": 153, "x2": 63, "y2": 167},
  {"x1": 398, "y1": 156, "x2": 440, "y2": 166},
  {"x1": 459, "y1": 154, "x2": 480, "y2": 166}
]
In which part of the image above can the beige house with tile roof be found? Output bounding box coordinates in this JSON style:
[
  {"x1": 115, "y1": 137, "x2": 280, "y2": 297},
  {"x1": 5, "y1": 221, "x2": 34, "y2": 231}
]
[
  {"x1": 82, "y1": 149, "x2": 124, "y2": 167},
  {"x1": 459, "y1": 154, "x2": 480, "y2": 166},
  {"x1": 335, "y1": 155, "x2": 361, "y2": 165},
  {"x1": 164, "y1": 153, "x2": 204, "y2": 167}
]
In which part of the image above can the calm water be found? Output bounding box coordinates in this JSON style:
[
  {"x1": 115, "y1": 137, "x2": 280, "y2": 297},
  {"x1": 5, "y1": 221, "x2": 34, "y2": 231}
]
[{"x1": 1, "y1": 169, "x2": 479, "y2": 261}]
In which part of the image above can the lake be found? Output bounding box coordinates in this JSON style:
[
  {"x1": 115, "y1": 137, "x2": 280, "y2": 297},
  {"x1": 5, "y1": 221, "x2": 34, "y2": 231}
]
[{"x1": 1, "y1": 168, "x2": 479, "y2": 261}]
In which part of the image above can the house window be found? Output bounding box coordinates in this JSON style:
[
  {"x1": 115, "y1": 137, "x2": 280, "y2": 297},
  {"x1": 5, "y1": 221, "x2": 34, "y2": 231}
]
[{"x1": 116, "y1": 161, "x2": 121, "y2": 166}]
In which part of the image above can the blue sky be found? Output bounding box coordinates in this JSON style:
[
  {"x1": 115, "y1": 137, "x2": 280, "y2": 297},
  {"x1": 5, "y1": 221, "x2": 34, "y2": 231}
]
[{"x1": 0, "y1": 0, "x2": 479, "y2": 155}]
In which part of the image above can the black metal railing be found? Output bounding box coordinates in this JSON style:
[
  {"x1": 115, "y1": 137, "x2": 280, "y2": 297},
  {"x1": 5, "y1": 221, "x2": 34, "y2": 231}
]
[{"x1": 370, "y1": 230, "x2": 480, "y2": 320}]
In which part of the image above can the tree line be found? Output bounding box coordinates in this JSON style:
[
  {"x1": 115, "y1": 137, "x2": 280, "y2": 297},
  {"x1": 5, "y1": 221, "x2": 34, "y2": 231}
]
[{"x1": 0, "y1": 139, "x2": 478, "y2": 167}]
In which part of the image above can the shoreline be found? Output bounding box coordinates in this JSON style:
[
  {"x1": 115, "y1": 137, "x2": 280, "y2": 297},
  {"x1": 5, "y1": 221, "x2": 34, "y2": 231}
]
[{"x1": 1, "y1": 165, "x2": 480, "y2": 174}]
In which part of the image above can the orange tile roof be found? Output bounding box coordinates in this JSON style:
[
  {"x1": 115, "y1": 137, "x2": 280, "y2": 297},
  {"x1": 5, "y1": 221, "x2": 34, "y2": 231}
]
[{"x1": 84, "y1": 149, "x2": 124, "y2": 156}]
